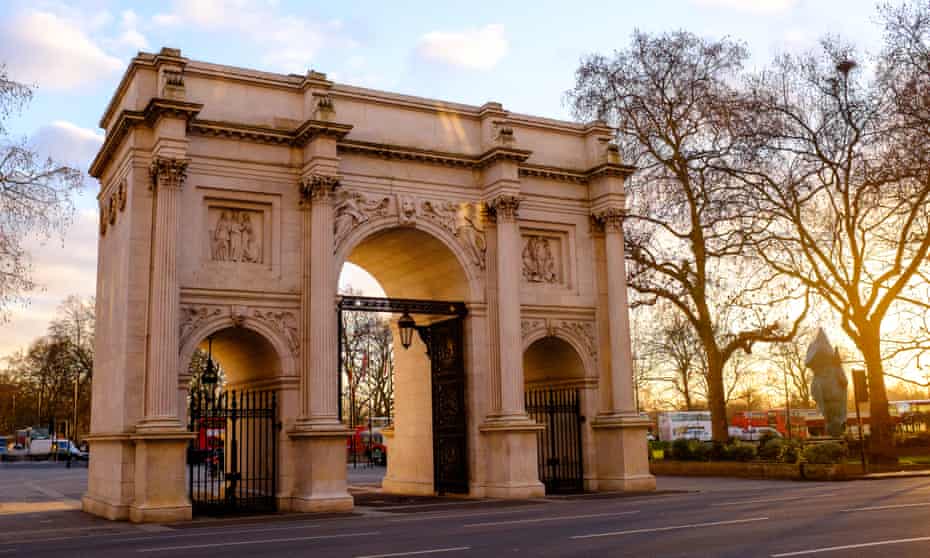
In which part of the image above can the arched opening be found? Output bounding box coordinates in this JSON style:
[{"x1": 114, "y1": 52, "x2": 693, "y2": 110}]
[
  {"x1": 338, "y1": 226, "x2": 472, "y2": 496},
  {"x1": 524, "y1": 336, "x2": 588, "y2": 494},
  {"x1": 185, "y1": 326, "x2": 283, "y2": 514}
]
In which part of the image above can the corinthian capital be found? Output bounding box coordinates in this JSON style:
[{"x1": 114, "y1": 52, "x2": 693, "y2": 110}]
[
  {"x1": 591, "y1": 207, "x2": 624, "y2": 233},
  {"x1": 298, "y1": 174, "x2": 341, "y2": 206},
  {"x1": 486, "y1": 194, "x2": 520, "y2": 223},
  {"x1": 149, "y1": 157, "x2": 189, "y2": 191}
]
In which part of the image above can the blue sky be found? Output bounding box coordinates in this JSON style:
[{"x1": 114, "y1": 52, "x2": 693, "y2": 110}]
[{"x1": 0, "y1": 0, "x2": 888, "y2": 359}]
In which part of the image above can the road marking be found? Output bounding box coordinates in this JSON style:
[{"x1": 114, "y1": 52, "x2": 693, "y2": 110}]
[
  {"x1": 464, "y1": 510, "x2": 640, "y2": 528},
  {"x1": 571, "y1": 516, "x2": 769, "y2": 539},
  {"x1": 770, "y1": 535, "x2": 930, "y2": 556},
  {"x1": 841, "y1": 502, "x2": 930, "y2": 512},
  {"x1": 388, "y1": 507, "x2": 544, "y2": 522},
  {"x1": 112, "y1": 522, "x2": 322, "y2": 543},
  {"x1": 136, "y1": 531, "x2": 380, "y2": 552},
  {"x1": 356, "y1": 547, "x2": 471, "y2": 558},
  {"x1": 712, "y1": 496, "x2": 805, "y2": 507}
]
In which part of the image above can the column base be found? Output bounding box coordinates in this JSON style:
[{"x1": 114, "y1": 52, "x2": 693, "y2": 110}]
[
  {"x1": 81, "y1": 433, "x2": 134, "y2": 521},
  {"x1": 591, "y1": 414, "x2": 656, "y2": 492},
  {"x1": 288, "y1": 425, "x2": 353, "y2": 513},
  {"x1": 129, "y1": 430, "x2": 195, "y2": 523},
  {"x1": 382, "y1": 478, "x2": 435, "y2": 496},
  {"x1": 479, "y1": 418, "x2": 545, "y2": 499}
]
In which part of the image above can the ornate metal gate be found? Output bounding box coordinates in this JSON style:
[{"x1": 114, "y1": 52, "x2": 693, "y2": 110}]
[
  {"x1": 427, "y1": 318, "x2": 469, "y2": 494},
  {"x1": 188, "y1": 390, "x2": 278, "y2": 515},
  {"x1": 525, "y1": 388, "x2": 584, "y2": 494}
]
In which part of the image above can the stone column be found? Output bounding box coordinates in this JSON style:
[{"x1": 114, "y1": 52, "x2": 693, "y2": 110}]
[
  {"x1": 487, "y1": 194, "x2": 527, "y2": 420},
  {"x1": 596, "y1": 208, "x2": 636, "y2": 415},
  {"x1": 297, "y1": 173, "x2": 341, "y2": 426},
  {"x1": 139, "y1": 158, "x2": 188, "y2": 429},
  {"x1": 478, "y1": 194, "x2": 544, "y2": 499},
  {"x1": 288, "y1": 173, "x2": 352, "y2": 513},
  {"x1": 128, "y1": 157, "x2": 195, "y2": 523},
  {"x1": 589, "y1": 207, "x2": 655, "y2": 492}
]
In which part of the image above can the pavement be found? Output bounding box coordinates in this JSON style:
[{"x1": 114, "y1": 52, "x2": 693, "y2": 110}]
[{"x1": 6, "y1": 463, "x2": 930, "y2": 556}]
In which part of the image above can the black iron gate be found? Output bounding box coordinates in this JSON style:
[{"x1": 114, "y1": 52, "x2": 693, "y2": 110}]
[
  {"x1": 188, "y1": 390, "x2": 278, "y2": 515},
  {"x1": 427, "y1": 318, "x2": 469, "y2": 494},
  {"x1": 525, "y1": 388, "x2": 584, "y2": 494}
]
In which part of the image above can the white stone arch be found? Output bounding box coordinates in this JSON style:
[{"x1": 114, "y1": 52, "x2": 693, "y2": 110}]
[
  {"x1": 334, "y1": 215, "x2": 485, "y2": 303},
  {"x1": 177, "y1": 311, "x2": 298, "y2": 388},
  {"x1": 522, "y1": 324, "x2": 598, "y2": 382}
]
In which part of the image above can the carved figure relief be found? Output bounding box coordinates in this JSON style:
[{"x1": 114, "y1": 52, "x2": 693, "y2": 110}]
[
  {"x1": 210, "y1": 208, "x2": 263, "y2": 263},
  {"x1": 421, "y1": 199, "x2": 458, "y2": 234},
  {"x1": 397, "y1": 194, "x2": 418, "y2": 225},
  {"x1": 179, "y1": 305, "x2": 225, "y2": 347},
  {"x1": 456, "y1": 203, "x2": 487, "y2": 270},
  {"x1": 334, "y1": 190, "x2": 391, "y2": 246},
  {"x1": 252, "y1": 309, "x2": 300, "y2": 357},
  {"x1": 522, "y1": 236, "x2": 558, "y2": 283},
  {"x1": 520, "y1": 317, "x2": 597, "y2": 363}
]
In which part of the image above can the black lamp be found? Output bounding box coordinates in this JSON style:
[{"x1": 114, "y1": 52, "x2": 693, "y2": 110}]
[
  {"x1": 398, "y1": 312, "x2": 416, "y2": 350},
  {"x1": 202, "y1": 336, "x2": 218, "y2": 388}
]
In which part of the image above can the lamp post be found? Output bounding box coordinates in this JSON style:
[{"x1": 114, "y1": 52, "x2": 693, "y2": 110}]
[{"x1": 202, "y1": 336, "x2": 218, "y2": 400}]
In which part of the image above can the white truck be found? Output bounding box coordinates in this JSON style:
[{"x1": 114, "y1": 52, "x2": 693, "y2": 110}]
[{"x1": 28, "y1": 439, "x2": 86, "y2": 460}]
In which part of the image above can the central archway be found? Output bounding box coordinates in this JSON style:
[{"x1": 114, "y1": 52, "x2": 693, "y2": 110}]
[{"x1": 337, "y1": 224, "x2": 477, "y2": 495}]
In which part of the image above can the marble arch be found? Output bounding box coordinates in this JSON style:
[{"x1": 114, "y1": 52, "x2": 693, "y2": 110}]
[{"x1": 83, "y1": 47, "x2": 655, "y2": 523}]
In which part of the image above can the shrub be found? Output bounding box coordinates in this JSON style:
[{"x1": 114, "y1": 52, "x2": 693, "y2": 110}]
[
  {"x1": 758, "y1": 431, "x2": 780, "y2": 447},
  {"x1": 671, "y1": 439, "x2": 693, "y2": 461},
  {"x1": 724, "y1": 442, "x2": 757, "y2": 462},
  {"x1": 691, "y1": 441, "x2": 712, "y2": 461},
  {"x1": 758, "y1": 438, "x2": 784, "y2": 461},
  {"x1": 780, "y1": 440, "x2": 801, "y2": 464},
  {"x1": 803, "y1": 442, "x2": 846, "y2": 465}
]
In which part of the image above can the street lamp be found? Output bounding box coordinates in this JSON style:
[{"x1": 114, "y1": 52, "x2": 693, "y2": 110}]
[
  {"x1": 202, "y1": 336, "x2": 218, "y2": 396},
  {"x1": 398, "y1": 312, "x2": 416, "y2": 350}
]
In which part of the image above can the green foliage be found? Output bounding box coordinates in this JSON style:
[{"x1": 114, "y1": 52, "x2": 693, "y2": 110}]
[
  {"x1": 722, "y1": 442, "x2": 757, "y2": 462},
  {"x1": 670, "y1": 439, "x2": 712, "y2": 461},
  {"x1": 758, "y1": 438, "x2": 784, "y2": 461},
  {"x1": 802, "y1": 442, "x2": 846, "y2": 465},
  {"x1": 780, "y1": 440, "x2": 801, "y2": 464}
]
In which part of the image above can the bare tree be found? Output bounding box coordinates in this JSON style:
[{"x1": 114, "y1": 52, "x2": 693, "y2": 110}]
[
  {"x1": 735, "y1": 31, "x2": 930, "y2": 456},
  {"x1": 0, "y1": 64, "x2": 83, "y2": 320},
  {"x1": 568, "y1": 31, "x2": 807, "y2": 441},
  {"x1": 640, "y1": 310, "x2": 707, "y2": 410},
  {"x1": 766, "y1": 329, "x2": 816, "y2": 409}
]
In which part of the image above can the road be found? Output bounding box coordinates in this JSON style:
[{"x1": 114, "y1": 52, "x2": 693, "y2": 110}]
[{"x1": 4, "y1": 467, "x2": 930, "y2": 556}]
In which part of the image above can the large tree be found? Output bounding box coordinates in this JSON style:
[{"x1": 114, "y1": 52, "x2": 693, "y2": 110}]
[
  {"x1": 568, "y1": 31, "x2": 807, "y2": 441},
  {"x1": 0, "y1": 65, "x2": 83, "y2": 320},
  {"x1": 735, "y1": 31, "x2": 930, "y2": 457}
]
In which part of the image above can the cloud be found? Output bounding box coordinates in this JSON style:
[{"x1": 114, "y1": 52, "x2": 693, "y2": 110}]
[
  {"x1": 416, "y1": 24, "x2": 508, "y2": 70},
  {"x1": 0, "y1": 10, "x2": 123, "y2": 90},
  {"x1": 0, "y1": 208, "x2": 98, "y2": 361},
  {"x1": 115, "y1": 10, "x2": 148, "y2": 50},
  {"x1": 691, "y1": 0, "x2": 800, "y2": 14},
  {"x1": 30, "y1": 121, "x2": 104, "y2": 169},
  {"x1": 153, "y1": 0, "x2": 356, "y2": 73}
]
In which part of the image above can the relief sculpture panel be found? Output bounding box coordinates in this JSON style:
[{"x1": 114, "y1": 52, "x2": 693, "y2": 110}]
[
  {"x1": 210, "y1": 207, "x2": 264, "y2": 264},
  {"x1": 522, "y1": 235, "x2": 560, "y2": 284}
]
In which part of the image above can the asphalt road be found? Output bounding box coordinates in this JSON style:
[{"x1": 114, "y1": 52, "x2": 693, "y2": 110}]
[{"x1": 5, "y1": 471, "x2": 930, "y2": 557}]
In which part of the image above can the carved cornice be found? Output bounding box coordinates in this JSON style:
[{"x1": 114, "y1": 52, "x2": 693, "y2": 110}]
[
  {"x1": 486, "y1": 195, "x2": 521, "y2": 223},
  {"x1": 298, "y1": 174, "x2": 341, "y2": 206},
  {"x1": 293, "y1": 119, "x2": 353, "y2": 144},
  {"x1": 591, "y1": 207, "x2": 624, "y2": 233},
  {"x1": 89, "y1": 98, "x2": 202, "y2": 179},
  {"x1": 189, "y1": 120, "x2": 294, "y2": 145},
  {"x1": 519, "y1": 164, "x2": 588, "y2": 184},
  {"x1": 149, "y1": 157, "x2": 190, "y2": 191},
  {"x1": 338, "y1": 139, "x2": 475, "y2": 167},
  {"x1": 477, "y1": 146, "x2": 532, "y2": 167},
  {"x1": 586, "y1": 162, "x2": 635, "y2": 180}
]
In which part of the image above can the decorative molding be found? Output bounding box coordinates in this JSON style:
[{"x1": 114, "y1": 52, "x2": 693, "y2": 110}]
[
  {"x1": 149, "y1": 157, "x2": 189, "y2": 191},
  {"x1": 591, "y1": 207, "x2": 624, "y2": 234},
  {"x1": 420, "y1": 199, "x2": 458, "y2": 234},
  {"x1": 99, "y1": 201, "x2": 108, "y2": 236},
  {"x1": 456, "y1": 203, "x2": 487, "y2": 270},
  {"x1": 519, "y1": 164, "x2": 588, "y2": 184},
  {"x1": 334, "y1": 190, "x2": 391, "y2": 248},
  {"x1": 251, "y1": 309, "x2": 300, "y2": 357},
  {"x1": 298, "y1": 174, "x2": 340, "y2": 206},
  {"x1": 397, "y1": 194, "x2": 418, "y2": 225},
  {"x1": 521, "y1": 317, "x2": 597, "y2": 363},
  {"x1": 117, "y1": 180, "x2": 127, "y2": 211},
  {"x1": 486, "y1": 195, "x2": 520, "y2": 223},
  {"x1": 339, "y1": 139, "x2": 476, "y2": 168},
  {"x1": 178, "y1": 304, "x2": 300, "y2": 358},
  {"x1": 179, "y1": 305, "x2": 225, "y2": 347}
]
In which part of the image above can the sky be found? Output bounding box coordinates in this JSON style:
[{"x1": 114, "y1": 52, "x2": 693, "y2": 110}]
[{"x1": 0, "y1": 0, "x2": 891, "y2": 361}]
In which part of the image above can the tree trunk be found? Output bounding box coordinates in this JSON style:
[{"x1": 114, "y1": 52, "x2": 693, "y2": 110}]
[
  {"x1": 706, "y1": 358, "x2": 729, "y2": 442},
  {"x1": 861, "y1": 334, "x2": 895, "y2": 463}
]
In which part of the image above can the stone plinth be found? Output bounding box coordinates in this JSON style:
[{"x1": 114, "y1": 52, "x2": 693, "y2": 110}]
[
  {"x1": 591, "y1": 415, "x2": 656, "y2": 492},
  {"x1": 479, "y1": 419, "x2": 545, "y2": 499},
  {"x1": 287, "y1": 428, "x2": 354, "y2": 513},
  {"x1": 128, "y1": 431, "x2": 195, "y2": 523}
]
